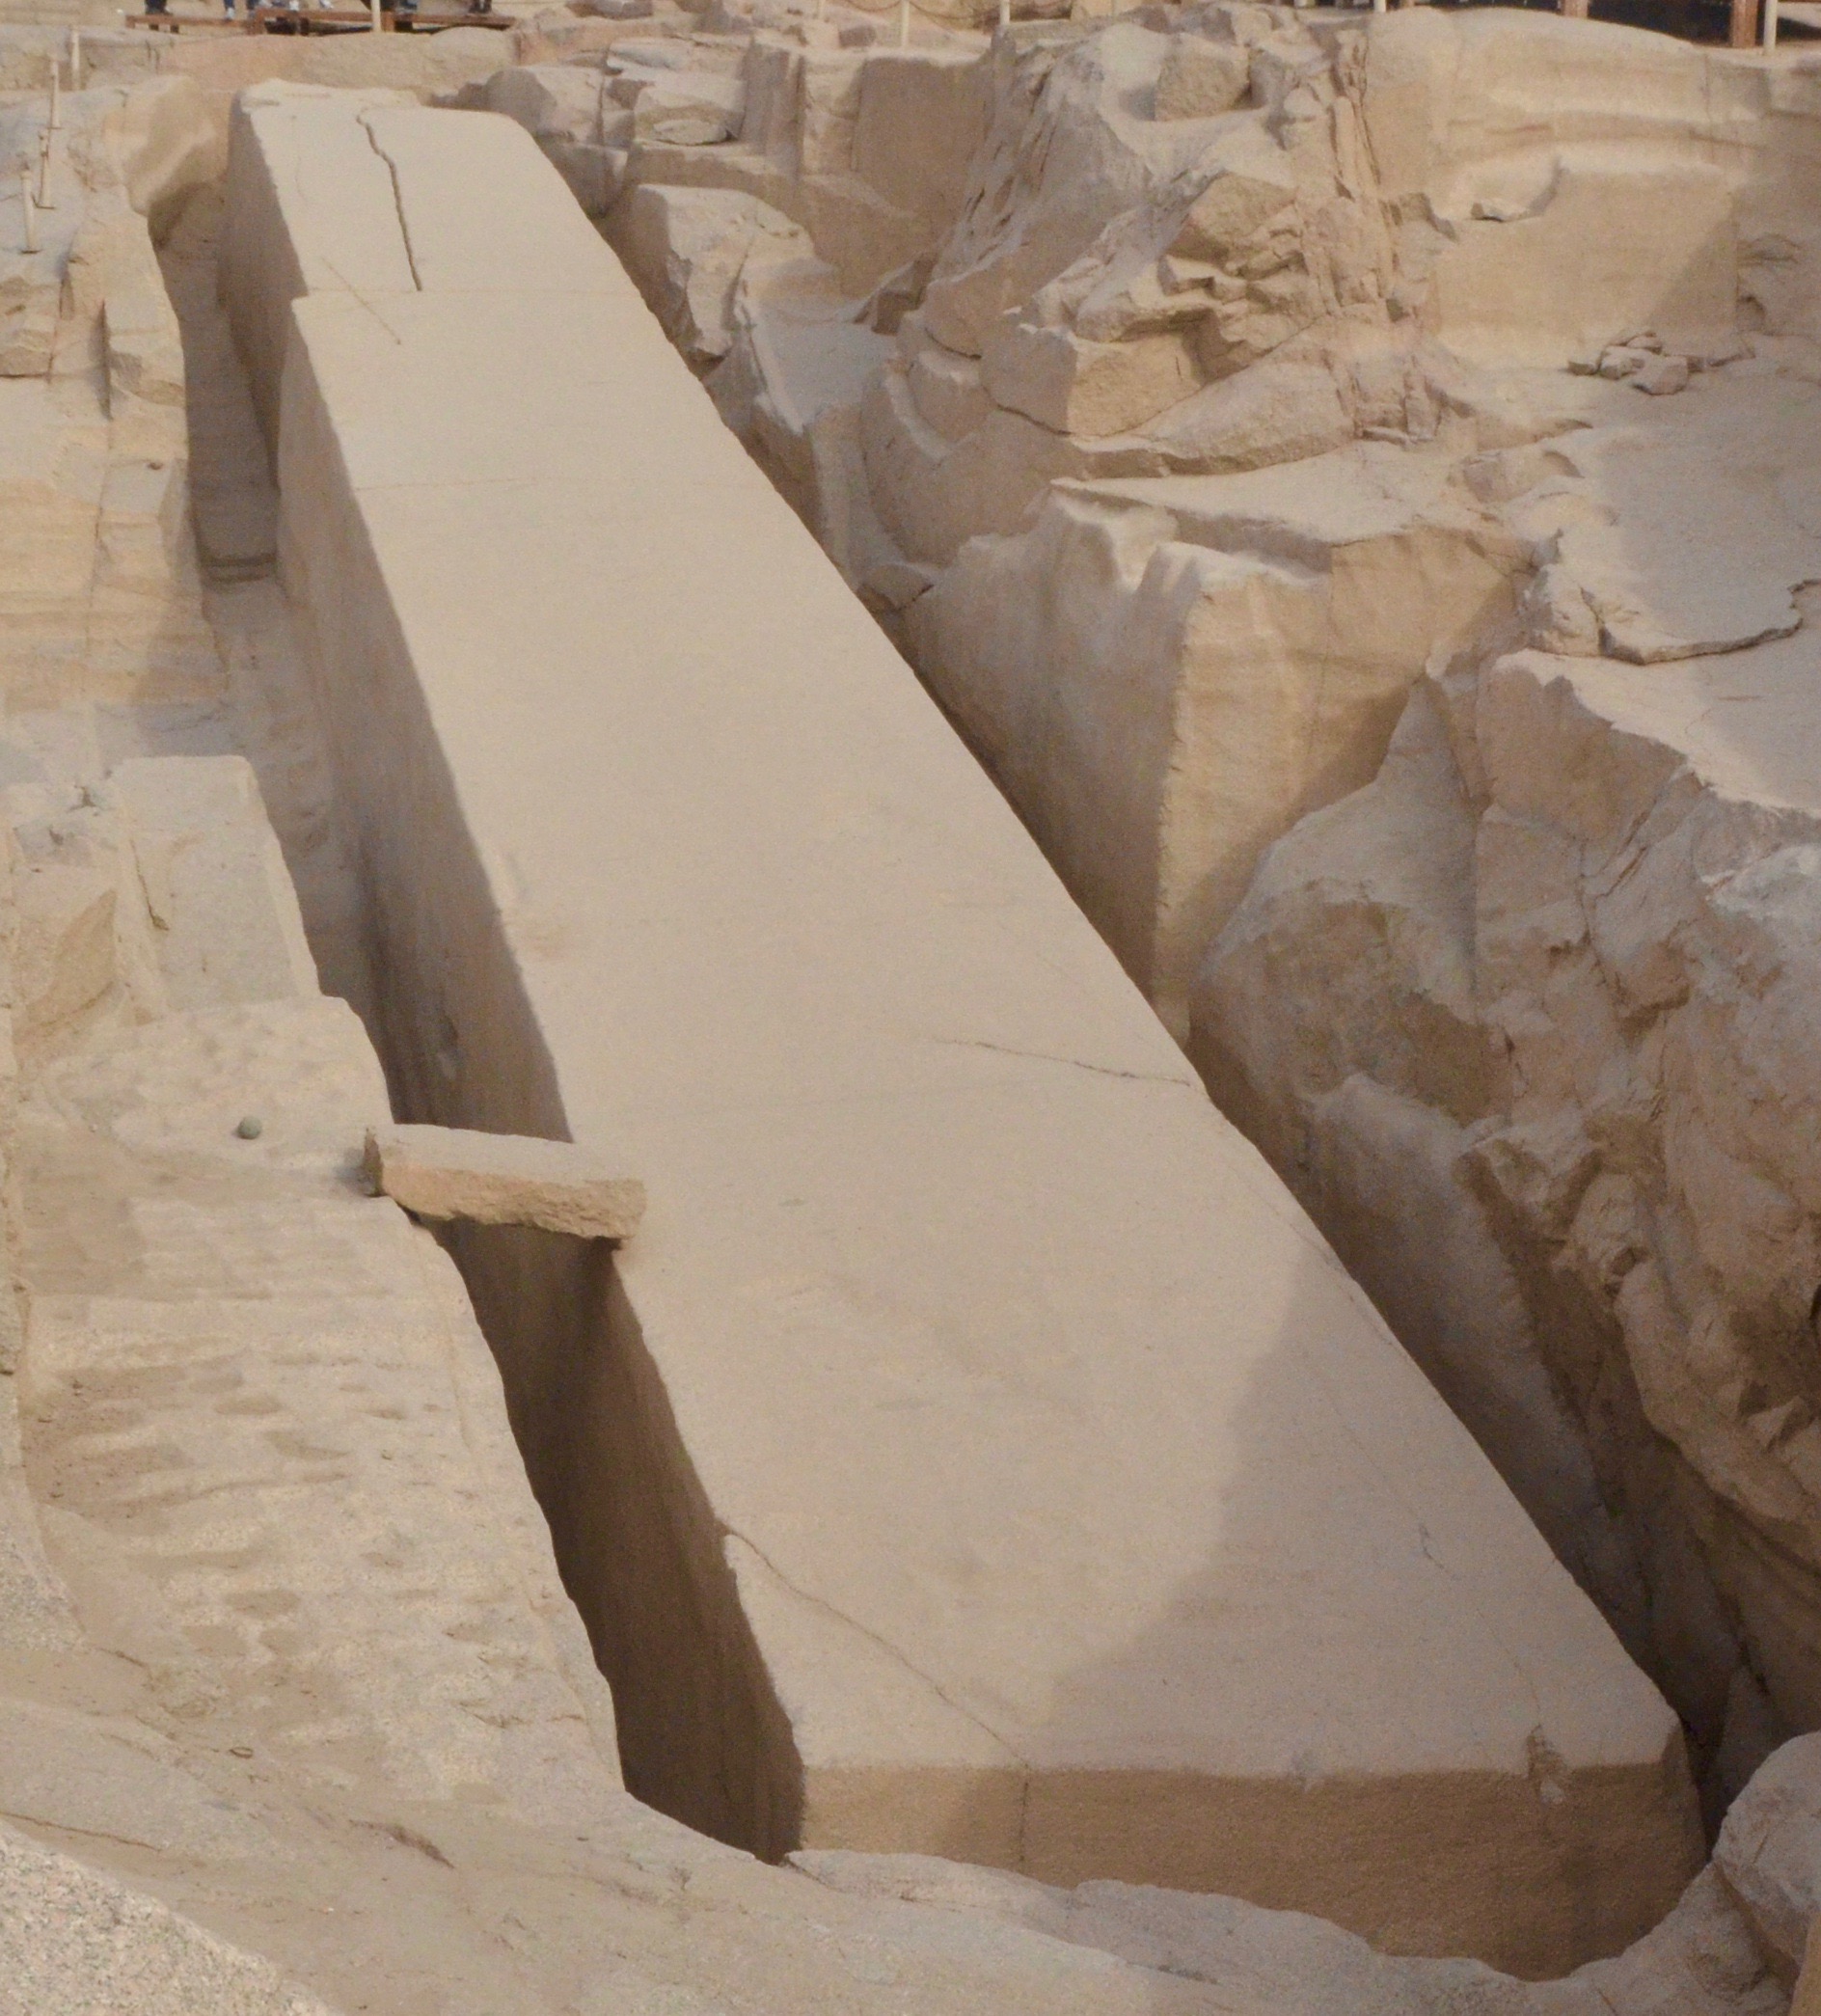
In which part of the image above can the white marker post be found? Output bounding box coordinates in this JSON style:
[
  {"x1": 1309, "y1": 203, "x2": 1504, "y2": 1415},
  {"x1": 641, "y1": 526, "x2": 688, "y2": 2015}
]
[
  {"x1": 69, "y1": 28, "x2": 82, "y2": 91},
  {"x1": 999, "y1": 0, "x2": 1009, "y2": 27},
  {"x1": 897, "y1": 0, "x2": 909, "y2": 42},
  {"x1": 36, "y1": 128, "x2": 52, "y2": 210},
  {"x1": 1765, "y1": 0, "x2": 1780, "y2": 46},
  {"x1": 48, "y1": 58, "x2": 60, "y2": 130},
  {"x1": 19, "y1": 168, "x2": 36, "y2": 254}
]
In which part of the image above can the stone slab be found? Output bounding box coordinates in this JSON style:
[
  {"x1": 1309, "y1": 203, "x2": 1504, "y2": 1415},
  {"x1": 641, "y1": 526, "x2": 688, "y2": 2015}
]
[
  {"x1": 364, "y1": 1122, "x2": 644, "y2": 1239},
  {"x1": 222, "y1": 85, "x2": 1700, "y2": 1972}
]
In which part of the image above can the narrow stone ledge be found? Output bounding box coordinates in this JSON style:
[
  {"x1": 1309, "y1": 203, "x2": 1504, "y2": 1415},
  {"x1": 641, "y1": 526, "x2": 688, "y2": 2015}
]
[{"x1": 364, "y1": 1123, "x2": 645, "y2": 1240}]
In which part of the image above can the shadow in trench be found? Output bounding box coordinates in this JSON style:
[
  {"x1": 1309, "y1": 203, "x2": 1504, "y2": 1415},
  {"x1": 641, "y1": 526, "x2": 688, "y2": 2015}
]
[{"x1": 438, "y1": 1216, "x2": 806, "y2": 1862}]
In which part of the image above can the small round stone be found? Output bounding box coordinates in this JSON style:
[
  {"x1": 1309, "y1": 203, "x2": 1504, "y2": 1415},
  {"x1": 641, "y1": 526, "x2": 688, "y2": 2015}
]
[{"x1": 235, "y1": 1116, "x2": 263, "y2": 1140}]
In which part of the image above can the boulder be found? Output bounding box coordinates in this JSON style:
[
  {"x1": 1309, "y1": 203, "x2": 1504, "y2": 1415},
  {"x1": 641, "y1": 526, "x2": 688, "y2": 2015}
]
[
  {"x1": 609, "y1": 61, "x2": 746, "y2": 140},
  {"x1": 484, "y1": 63, "x2": 609, "y2": 145},
  {"x1": 1719, "y1": 1735, "x2": 1821, "y2": 1979},
  {"x1": 1153, "y1": 35, "x2": 1250, "y2": 121}
]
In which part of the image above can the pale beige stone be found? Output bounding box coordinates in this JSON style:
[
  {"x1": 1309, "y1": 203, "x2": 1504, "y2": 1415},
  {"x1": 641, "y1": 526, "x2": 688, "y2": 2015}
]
[
  {"x1": 14, "y1": 15, "x2": 1821, "y2": 2013},
  {"x1": 599, "y1": 3, "x2": 1759, "y2": 1068},
  {"x1": 602, "y1": 44, "x2": 746, "y2": 139},
  {"x1": 859, "y1": 358, "x2": 1074, "y2": 562},
  {"x1": 610, "y1": 182, "x2": 812, "y2": 366},
  {"x1": 0, "y1": 1821, "x2": 342, "y2": 2016},
  {"x1": 364, "y1": 1123, "x2": 645, "y2": 1240},
  {"x1": 706, "y1": 255, "x2": 897, "y2": 583},
  {"x1": 1188, "y1": 372, "x2": 1821, "y2": 1784},
  {"x1": 1138, "y1": 355, "x2": 1351, "y2": 470},
  {"x1": 1153, "y1": 35, "x2": 1249, "y2": 122},
  {"x1": 484, "y1": 61, "x2": 608, "y2": 146},
  {"x1": 0, "y1": 47, "x2": 1325, "y2": 2016},
  {"x1": 0, "y1": 104, "x2": 90, "y2": 379},
  {"x1": 796, "y1": 1849, "x2": 1784, "y2": 2016},
  {"x1": 920, "y1": 23, "x2": 1210, "y2": 360},
  {"x1": 902, "y1": 315, "x2": 992, "y2": 440},
  {"x1": 1797, "y1": 1923, "x2": 1821, "y2": 2016},
  {"x1": 981, "y1": 317, "x2": 1200, "y2": 438},
  {"x1": 0, "y1": 243, "x2": 62, "y2": 380},
  {"x1": 1719, "y1": 1735, "x2": 1821, "y2": 1978},
  {"x1": 223, "y1": 85, "x2": 1699, "y2": 1970},
  {"x1": 913, "y1": 447, "x2": 1517, "y2": 1029},
  {"x1": 14, "y1": 995, "x2": 630, "y2": 1832},
  {"x1": 846, "y1": 47, "x2": 992, "y2": 252},
  {"x1": 1632, "y1": 355, "x2": 1691, "y2": 397},
  {"x1": 106, "y1": 755, "x2": 320, "y2": 1012},
  {"x1": 0, "y1": 1358, "x2": 76, "y2": 1651},
  {"x1": 577, "y1": 10, "x2": 1821, "y2": 1824},
  {"x1": 10, "y1": 805, "x2": 129, "y2": 1063},
  {"x1": 1168, "y1": 131, "x2": 1298, "y2": 264},
  {"x1": 1424, "y1": 156, "x2": 1737, "y2": 370}
]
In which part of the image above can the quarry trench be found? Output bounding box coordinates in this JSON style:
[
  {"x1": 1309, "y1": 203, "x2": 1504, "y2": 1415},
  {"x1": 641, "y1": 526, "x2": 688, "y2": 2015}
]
[
  {"x1": 147, "y1": 2, "x2": 1794, "y2": 1905},
  {"x1": 148, "y1": 145, "x2": 828, "y2": 1877},
  {"x1": 14, "y1": 11, "x2": 1821, "y2": 2011},
  {"x1": 217, "y1": 76, "x2": 1707, "y2": 1974}
]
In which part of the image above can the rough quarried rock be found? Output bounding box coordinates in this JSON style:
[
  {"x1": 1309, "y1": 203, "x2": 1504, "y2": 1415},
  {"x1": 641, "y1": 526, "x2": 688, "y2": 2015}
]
[
  {"x1": 1193, "y1": 402, "x2": 1821, "y2": 1807},
  {"x1": 0, "y1": 1820, "x2": 340, "y2": 2016},
  {"x1": 0, "y1": 80, "x2": 215, "y2": 708},
  {"x1": 796, "y1": 1844, "x2": 1788, "y2": 2016},
  {"x1": 0, "y1": 51, "x2": 1402, "y2": 2013},
  {"x1": 554, "y1": 4, "x2": 1812, "y2": 1059},
  {"x1": 1718, "y1": 1733, "x2": 1821, "y2": 1982},
  {"x1": 911, "y1": 450, "x2": 1517, "y2": 1029}
]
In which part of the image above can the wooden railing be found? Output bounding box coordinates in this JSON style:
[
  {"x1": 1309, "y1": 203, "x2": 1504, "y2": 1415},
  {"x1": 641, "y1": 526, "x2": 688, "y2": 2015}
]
[{"x1": 125, "y1": 3, "x2": 512, "y2": 32}]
